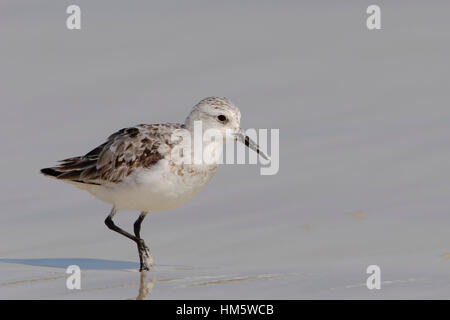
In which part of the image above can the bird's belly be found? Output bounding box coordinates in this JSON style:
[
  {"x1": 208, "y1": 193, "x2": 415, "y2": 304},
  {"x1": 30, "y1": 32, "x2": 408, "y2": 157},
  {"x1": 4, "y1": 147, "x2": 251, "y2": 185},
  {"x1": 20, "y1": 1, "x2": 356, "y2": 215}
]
[{"x1": 88, "y1": 160, "x2": 217, "y2": 211}]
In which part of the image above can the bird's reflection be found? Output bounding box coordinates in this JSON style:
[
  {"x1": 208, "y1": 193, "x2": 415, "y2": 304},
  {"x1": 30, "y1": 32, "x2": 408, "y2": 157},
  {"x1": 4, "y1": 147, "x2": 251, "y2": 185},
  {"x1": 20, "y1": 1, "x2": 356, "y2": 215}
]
[{"x1": 136, "y1": 271, "x2": 155, "y2": 300}]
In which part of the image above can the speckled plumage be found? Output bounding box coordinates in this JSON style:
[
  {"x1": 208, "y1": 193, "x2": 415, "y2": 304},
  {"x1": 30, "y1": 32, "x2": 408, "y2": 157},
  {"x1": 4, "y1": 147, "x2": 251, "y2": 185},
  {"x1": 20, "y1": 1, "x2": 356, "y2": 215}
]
[{"x1": 43, "y1": 123, "x2": 182, "y2": 184}]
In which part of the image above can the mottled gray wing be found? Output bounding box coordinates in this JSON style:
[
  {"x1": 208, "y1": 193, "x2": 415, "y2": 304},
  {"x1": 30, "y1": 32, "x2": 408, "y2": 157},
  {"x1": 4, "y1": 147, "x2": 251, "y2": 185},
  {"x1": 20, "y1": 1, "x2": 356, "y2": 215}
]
[{"x1": 41, "y1": 123, "x2": 182, "y2": 184}]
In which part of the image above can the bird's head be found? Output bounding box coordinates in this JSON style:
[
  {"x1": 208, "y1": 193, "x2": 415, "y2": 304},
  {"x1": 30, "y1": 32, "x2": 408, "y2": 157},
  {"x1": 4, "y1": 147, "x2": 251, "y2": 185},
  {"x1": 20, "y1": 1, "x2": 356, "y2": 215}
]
[{"x1": 185, "y1": 97, "x2": 269, "y2": 161}]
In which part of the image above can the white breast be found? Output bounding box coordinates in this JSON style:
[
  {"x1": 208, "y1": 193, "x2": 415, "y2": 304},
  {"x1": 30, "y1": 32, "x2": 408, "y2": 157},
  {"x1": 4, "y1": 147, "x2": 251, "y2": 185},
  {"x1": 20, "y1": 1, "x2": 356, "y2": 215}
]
[{"x1": 85, "y1": 159, "x2": 218, "y2": 211}]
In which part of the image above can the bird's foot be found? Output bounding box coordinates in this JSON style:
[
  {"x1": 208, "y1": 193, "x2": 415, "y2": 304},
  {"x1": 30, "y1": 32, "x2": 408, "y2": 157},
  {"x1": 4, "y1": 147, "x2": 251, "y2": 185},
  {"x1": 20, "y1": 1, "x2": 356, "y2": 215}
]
[{"x1": 137, "y1": 239, "x2": 154, "y2": 272}]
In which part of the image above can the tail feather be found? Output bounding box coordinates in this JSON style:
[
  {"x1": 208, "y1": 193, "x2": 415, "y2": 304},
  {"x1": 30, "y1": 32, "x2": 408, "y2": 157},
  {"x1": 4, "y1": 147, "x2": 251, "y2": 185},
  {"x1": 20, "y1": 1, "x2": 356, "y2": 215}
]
[
  {"x1": 40, "y1": 167, "x2": 63, "y2": 178},
  {"x1": 41, "y1": 143, "x2": 105, "y2": 185},
  {"x1": 40, "y1": 166, "x2": 101, "y2": 186}
]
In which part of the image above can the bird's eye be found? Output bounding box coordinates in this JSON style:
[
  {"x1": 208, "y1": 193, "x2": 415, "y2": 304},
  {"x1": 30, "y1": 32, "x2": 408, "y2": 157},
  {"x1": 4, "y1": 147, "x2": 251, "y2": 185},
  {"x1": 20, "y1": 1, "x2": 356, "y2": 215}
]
[{"x1": 217, "y1": 115, "x2": 227, "y2": 122}]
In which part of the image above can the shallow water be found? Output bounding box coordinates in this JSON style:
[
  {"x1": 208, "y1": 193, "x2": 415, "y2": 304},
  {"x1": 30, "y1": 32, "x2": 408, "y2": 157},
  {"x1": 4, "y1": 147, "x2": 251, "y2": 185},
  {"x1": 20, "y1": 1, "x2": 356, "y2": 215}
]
[{"x1": 1, "y1": 1, "x2": 450, "y2": 299}]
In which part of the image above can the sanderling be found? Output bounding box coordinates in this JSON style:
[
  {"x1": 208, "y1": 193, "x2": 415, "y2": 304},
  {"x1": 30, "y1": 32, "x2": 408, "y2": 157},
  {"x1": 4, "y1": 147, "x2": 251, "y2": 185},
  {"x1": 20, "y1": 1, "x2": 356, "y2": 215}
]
[{"x1": 41, "y1": 97, "x2": 269, "y2": 271}]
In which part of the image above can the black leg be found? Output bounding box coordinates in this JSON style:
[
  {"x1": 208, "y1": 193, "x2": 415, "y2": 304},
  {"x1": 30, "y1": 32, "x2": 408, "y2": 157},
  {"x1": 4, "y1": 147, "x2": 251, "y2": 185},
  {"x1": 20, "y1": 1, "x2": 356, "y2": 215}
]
[
  {"x1": 134, "y1": 211, "x2": 148, "y2": 239},
  {"x1": 105, "y1": 216, "x2": 139, "y2": 242},
  {"x1": 104, "y1": 207, "x2": 153, "y2": 272},
  {"x1": 133, "y1": 211, "x2": 151, "y2": 271}
]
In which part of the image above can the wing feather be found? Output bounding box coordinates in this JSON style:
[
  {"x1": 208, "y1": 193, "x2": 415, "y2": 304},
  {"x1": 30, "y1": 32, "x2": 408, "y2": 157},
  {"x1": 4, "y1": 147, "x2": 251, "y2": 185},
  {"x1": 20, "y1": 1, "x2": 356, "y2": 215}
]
[{"x1": 40, "y1": 123, "x2": 182, "y2": 184}]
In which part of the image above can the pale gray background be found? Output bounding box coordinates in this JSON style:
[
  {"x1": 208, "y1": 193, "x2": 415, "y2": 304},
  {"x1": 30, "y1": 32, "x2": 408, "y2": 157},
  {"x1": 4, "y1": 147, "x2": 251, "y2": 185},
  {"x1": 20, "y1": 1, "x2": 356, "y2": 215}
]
[{"x1": 0, "y1": 1, "x2": 449, "y2": 299}]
